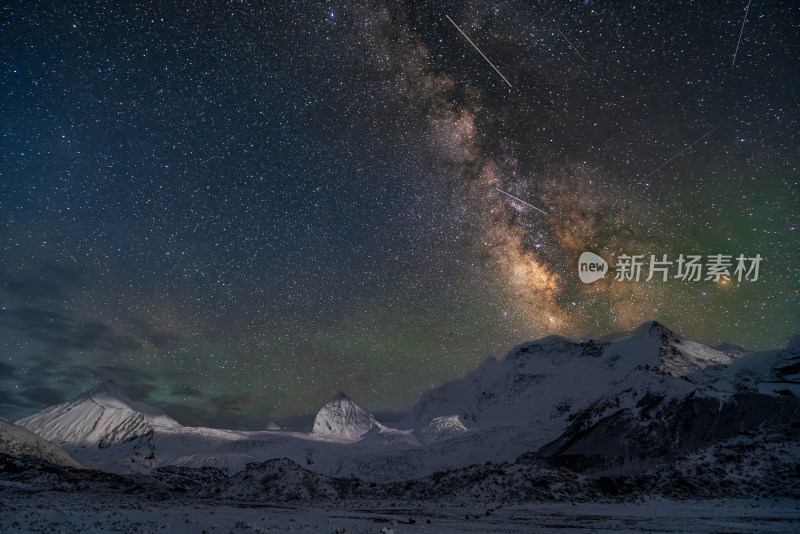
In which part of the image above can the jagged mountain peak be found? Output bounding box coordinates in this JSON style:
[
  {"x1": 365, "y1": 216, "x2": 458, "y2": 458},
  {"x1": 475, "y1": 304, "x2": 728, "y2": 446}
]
[
  {"x1": 312, "y1": 392, "x2": 377, "y2": 440},
  {"x1": 88, "y1": 379, "x2": 123, "y2": 396},
  {"x1": 597, "y1": 320, "x2": 675, "y2": 343},
  {"x1": 605, "y1": 320, "x2": 680, "y2": 345},
  {"x1": 82, "y1": 380, "x2": 135, "y2": 405},
  {"x1": 330, "y1": 391, "x2": 351, "y2": 402},
  {"x1": 634, "y1": 321, "x2": 687, "y2": 346},
  {"x1": 595, "y1": 321, "x2": 733, "y2": 376},
  {"x1": 637, "y1": 319, "x2": 673, "y2": 334}
]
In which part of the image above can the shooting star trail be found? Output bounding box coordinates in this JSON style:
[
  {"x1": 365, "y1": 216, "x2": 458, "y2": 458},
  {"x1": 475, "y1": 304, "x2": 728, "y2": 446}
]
[
  {"x1": 446, "y1": 15, "x2": 512, "y2": 88},
  {"x1": 495, "y1": 187, "x2": 548, "y2": 215},
  {"x1": 555, "y1": 25, "x2": 587, "y2": 63},
  {"x1": 732, "y1": 0, "x2": 751, "y2": 67},
  {"x1": 641, "y1": 126, "x2": 720, "y2": 181}
]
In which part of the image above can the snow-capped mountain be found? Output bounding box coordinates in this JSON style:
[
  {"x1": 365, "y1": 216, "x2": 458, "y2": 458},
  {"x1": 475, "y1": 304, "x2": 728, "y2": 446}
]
[
  {"x1": 693, "y1": 334, "x2": 800, "y2": 397},
  {"x1": 16, "y1": 382, "x2": 408, "y2": 476},
  {"x1": 523, "y1": 331, "x2": 800, "y2": 473},
  {"x1": 12, "y1": 321, "x2": 800, "y2": 482},
  {"x1": 17, "y1": 380, "x2": 180, "y2": 448},
  {"x1": 407, "y1": 321, "x2": 732, "y2": 437},
  {"x1": 15, "y1": 380, "x2": 182, "y2": 471},
  {"x1": 312, "y1": 392, "x2": 378, "y2": 439},
  {"x1": 526, "y1": 364, "x2": 800, "y2": 473},
  {"x1": 0, "y1": 418, "x2": 85, "y2": 469}
]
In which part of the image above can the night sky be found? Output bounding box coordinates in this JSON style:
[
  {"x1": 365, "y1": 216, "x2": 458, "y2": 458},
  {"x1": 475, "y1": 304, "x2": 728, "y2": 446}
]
[{"x1": 2, "y1": 1, "x2": 798, "y2": 428}]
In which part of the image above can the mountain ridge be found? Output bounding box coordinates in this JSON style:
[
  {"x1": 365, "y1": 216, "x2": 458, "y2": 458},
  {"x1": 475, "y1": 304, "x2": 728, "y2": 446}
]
[{"x1": 12, "y1": 321, "x2": 799, "y2": 480}]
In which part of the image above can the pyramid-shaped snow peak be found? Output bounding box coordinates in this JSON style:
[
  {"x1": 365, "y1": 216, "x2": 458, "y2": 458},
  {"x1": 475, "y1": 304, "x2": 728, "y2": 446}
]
[
  {"x1": 17, "y1": 380, "x2": 180, "y2": 448},
  {"x1": 311, "y1": 392, "x2": 377, "y2": 440}
]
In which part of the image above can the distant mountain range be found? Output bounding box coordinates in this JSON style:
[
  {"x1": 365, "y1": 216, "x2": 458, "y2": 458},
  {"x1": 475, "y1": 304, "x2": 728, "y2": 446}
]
[{"x1": 5, "y1": 321, "x2": 800, "y2": 481}]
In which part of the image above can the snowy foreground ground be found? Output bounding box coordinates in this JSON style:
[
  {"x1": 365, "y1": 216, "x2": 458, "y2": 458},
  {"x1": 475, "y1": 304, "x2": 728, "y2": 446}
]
[{"x1": 1, "y1": 493, "x2": 798, "y2": 533}]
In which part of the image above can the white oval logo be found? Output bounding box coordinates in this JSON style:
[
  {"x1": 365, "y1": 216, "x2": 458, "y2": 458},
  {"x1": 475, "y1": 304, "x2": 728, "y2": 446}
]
[{"x1": 578, "y1": 252, "x2": 608, "y2": 283}]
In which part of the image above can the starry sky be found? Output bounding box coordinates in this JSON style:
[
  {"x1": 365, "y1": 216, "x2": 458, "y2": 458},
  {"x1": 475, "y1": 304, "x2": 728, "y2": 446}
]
[{"x1": 1, "y1": 1, "x2": 798, "y2": 428}]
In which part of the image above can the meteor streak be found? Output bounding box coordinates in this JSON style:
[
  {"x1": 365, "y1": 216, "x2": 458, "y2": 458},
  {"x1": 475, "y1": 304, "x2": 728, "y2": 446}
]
[
  {"x1": 732, "y1": 0, "x2": 752, "y2": 67},
  {"x1": 446, "y1": 15, "x2": 513, "y2": 88},
  {"x1": 495, "y1": 187, "x2": 548, "y2": 215}
]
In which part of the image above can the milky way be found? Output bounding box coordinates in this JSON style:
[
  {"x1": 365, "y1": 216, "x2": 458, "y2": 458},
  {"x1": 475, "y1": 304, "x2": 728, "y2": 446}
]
[{"x1": 1, "y1": 1, "x2": 797, "y2": 427}]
